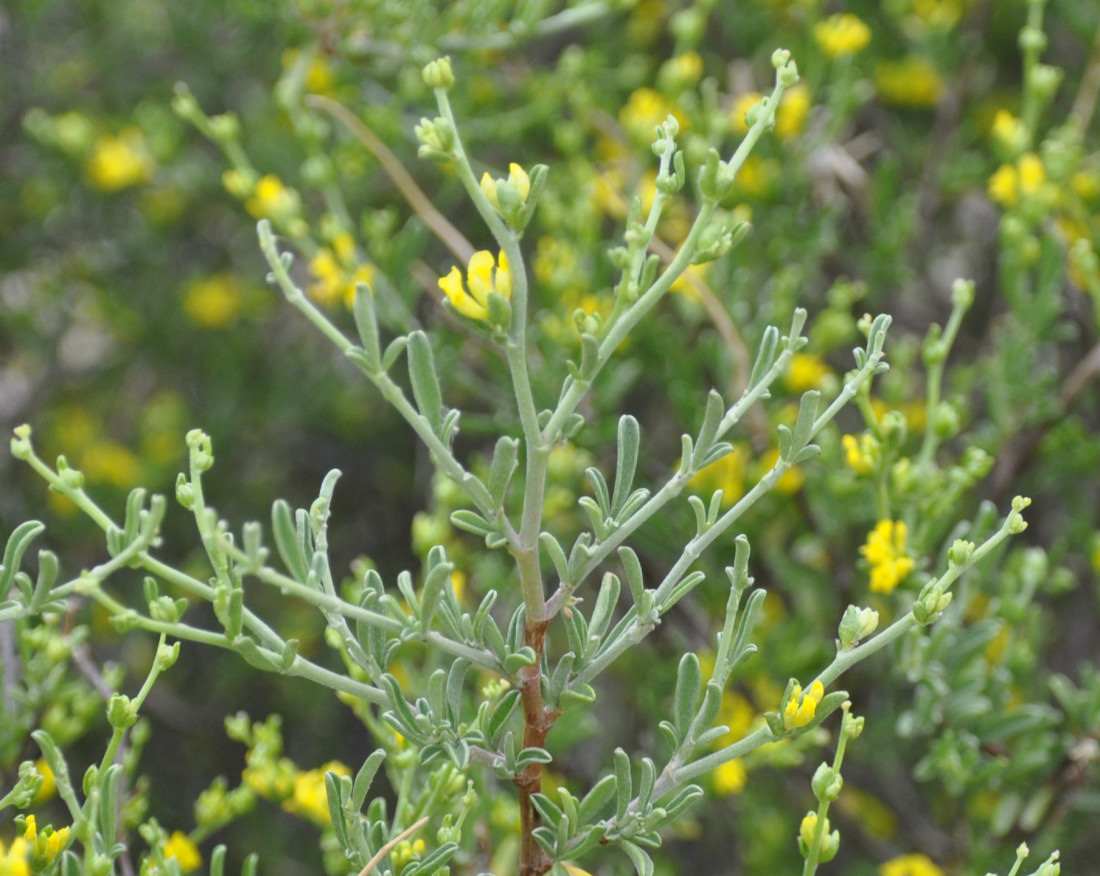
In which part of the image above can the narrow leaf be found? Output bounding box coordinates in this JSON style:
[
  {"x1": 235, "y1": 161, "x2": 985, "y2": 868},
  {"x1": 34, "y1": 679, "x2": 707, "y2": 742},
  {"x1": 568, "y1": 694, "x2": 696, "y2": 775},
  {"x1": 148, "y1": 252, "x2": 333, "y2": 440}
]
[{"x1": 611, "y1": 415, "x2": 640, "y2": 516}]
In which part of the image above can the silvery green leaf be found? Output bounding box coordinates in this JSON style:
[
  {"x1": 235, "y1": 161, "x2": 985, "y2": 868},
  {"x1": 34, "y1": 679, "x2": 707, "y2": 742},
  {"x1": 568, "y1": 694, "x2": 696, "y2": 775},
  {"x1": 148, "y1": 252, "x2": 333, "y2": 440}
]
[
  {"x1": 546, "y1": 651, "x2": 577, "y2": 704},
  {"x1": 381, "y1": 335, "x2": 408, "y2": 371},
  {"x1": 586, "y1": 573, "x2": 620, "y2": 650},
  {"x1": 569, "y1": 823, "x2": 608, "y2": 859},
  {"x1": 578, "y1": 496, "x2": 610, "y2": 539},
  {"x1": 351, "y1": 281, "x2": 381, "y2": 370},
  {"x1": 660, "y1": 570, "x2": 705, "y2": 612},
  {"x1": 578, "y1": 774, "x2": 618, "y2": 824},
  {"x1": 614, "y1": 748, "x2": 632, "y2": 820},
  {"x1": 419, "y1": 554, "x2": 454, "y2": 634},
  {"x1": 402, "y1": 843, "x2": 458, "y2": 876},
  {"x1": 693, "y1": 390, "x2": 724, "y2": 465},
  {"x1": 325, "y1": 770, "x2": 349, "y2": 849},
  {"x1": 696, "y1": 441, "x2": 734, "y2": 471},
  {"x1": 687, "y1": 494, "x2": 708, "y2": 535},
  {"x1": 98, "y1": 763, "x2": 123, "y2": 849},
  {"x1": 445, "y1": 658, "x2": 470, "y2": 723},
  {"x1": 351, "y1": 750, "x2": 386, "y2": 812},
  {"x1": 612, "y1": 415, "x2": 640, "y2": 516},
  {"x1": 790, "y1": 390, "x2": 820, "y2": 457},
  {"x1": 657, "y1": 784, "x2": 704, "y2": 825},
  {"x1": 559, "y1": 682, "x2": 596, "y2": 706},
  {"x1": 748, "y1": 325, "x2": 779, "y2": 390},
  {"x1": 673, "y1": 653, "x2": 701, "y2": 742},
  {"x1": 795, "y1": 443, "x2": 822, "y2": 463},
  {"x1": 776, "y1": 423, "x2": 793, "y2": 461},
  {"x1": 272, "y1": 500, "x2": 308, "y2": 582},
  {"x1": 488, "y1": 436, "x2": 520, "y2": 507},
  {"x1": 636, "y1": 757, "x2": 656, "y2": 810},
  {"x1": 30, "y1": 550, "x2": 59, "y2": 611},
  {"x1": 407, "y1": 330, "x2": 443, "y2": 433},
  {"x1": 584, "y1": 467, "x2": 611, "y2": 514},
  {"x1": 621, "y1": 840, "x2": 654, "y2": 876},
  {"x1": 540, "y1": 532, "x2": 570, "y2": 586},
  {"x1": 619, "y1": 546, "x2": 645, "y2": 606},
  {"x1": 502, "y1": 647, "x2": 537, "y2": 674},
  {"x1": 450, "y1": 509, "x2": 495, "y2": 538},
  {"x1": 514, "y1": 747, "x2": 553, "y2": 771},
  {"x1": 531, "y1": 793, "x2": 564, "y2": 829},
  {"x1": 487, "y1": 689, "x2": 520, "y2": 745}
]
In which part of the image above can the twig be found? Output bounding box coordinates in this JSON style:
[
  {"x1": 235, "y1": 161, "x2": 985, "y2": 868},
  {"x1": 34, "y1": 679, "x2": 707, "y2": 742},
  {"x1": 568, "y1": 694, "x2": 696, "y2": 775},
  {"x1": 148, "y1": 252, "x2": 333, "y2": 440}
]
[
  {"x1": 357, "y1": 817, "x2": 430, "y2": 876},
  {"x1": 305, "y1": 93, "x2": 476, "y2": 264}
]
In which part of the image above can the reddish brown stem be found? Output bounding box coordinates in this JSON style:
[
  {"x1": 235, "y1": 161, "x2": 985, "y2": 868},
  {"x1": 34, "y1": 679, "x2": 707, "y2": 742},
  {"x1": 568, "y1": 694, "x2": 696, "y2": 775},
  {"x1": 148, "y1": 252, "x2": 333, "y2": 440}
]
[{"x1": 516, "y1": 618, "x2": 557, "y2": 876}]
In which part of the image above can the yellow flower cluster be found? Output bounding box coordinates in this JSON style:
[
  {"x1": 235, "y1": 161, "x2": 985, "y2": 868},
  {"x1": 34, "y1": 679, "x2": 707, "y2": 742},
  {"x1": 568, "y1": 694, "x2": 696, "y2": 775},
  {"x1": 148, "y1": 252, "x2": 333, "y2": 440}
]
[
  {"x1": 842, "y1": 433, "x2": 878, "y2": 475},
  {"x1": 619, "y1": 87, "x2": 685, "y2": 141},
  {"x1": 814, "y1": 14, "x2": 872, "y2": 59},
  {"x1": 439, "y1": 250, "x2": 512, "y2": 323},
  {"x1": 784, "y1": 679, "x2": 825, "y2": 730},
  {"x1": 242, "y1": 174, "x2": 305, "y2": 235},
  {"x1": 162, "y1": 831, "x2": 202, "y2": 873},
  {"x1": 785, "y1": 352, "x2": 833, "y2": 393},
  {"x1": 281, "y1": 761, "x2": 351, "y2": 825},
  {"x1": 875, "y1": 57, "x2": 944, "y2": 108},
  {"x1": 988, "y1": 153, "x2": 1047, "y2": 208},
  {"x1": 712, "y1": 758, "x2": 747, "y2": 795},
  {"x1": 85, "y1": 129, "x2": 155, "y2": 192},
  {"x1": 182, "y1": 272, "x2": 246, "y2": 329},
  {"x1": 990, "y1": 109, "x2": 1029, "y2": 156},
  {"x1": 480, "y1": 163, "x2": 530, "y2": 214},
  {"x1": 308, "y1": 234, "x2": 378, "y2": 309},
  {"x1": 19, "y1": 816, "x2": 70, "y2": 870},
  {"x1": 879, "y1": 852, "x2": 945, "y2": 876},
  {"x1": 861, "y1": 520, "x2": 915, "y2": 593}
]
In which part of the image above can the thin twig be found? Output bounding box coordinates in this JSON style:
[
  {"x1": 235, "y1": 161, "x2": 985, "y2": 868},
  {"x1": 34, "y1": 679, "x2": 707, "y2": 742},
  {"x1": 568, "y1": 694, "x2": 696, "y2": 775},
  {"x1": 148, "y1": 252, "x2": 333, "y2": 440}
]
[
  {"x1": 305, "y1": 93, "x2": 476, "y2": 264},
  {"x1": 357, "y1": 817, "x2": 430, "y2": 876}
]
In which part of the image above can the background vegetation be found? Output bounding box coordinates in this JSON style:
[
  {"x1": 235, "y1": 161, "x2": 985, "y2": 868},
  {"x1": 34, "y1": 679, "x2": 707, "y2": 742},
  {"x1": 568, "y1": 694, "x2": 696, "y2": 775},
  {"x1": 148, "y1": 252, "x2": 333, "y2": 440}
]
[{"x1": 3, "y1": 1, "x2": 1099, "y2": 874}]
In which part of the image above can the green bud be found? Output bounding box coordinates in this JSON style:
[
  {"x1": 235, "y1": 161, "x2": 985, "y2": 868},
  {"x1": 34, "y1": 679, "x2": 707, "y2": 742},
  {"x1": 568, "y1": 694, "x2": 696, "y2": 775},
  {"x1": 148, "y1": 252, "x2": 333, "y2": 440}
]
[
  {"x1": 415, "y1": 116, "x2": 455, "y2": 159},
  {"x1": 947, "y1": 539, "x2": 974, "y2": 567},
  {"x1": 838, "y1": 605, "x2": 879, "y2": 649},
  {"x1": 422, "y1": 56, "x2": 455, "y2": 90},
  {"x1": 107, "y1": 694, "x2": 140, "y2": 730},
  {"x1": 931, "y1": 401, "x2": 960, "y2": 440},
  {"x1": 913, "y1": 581, "x2": 952, "y2": 625},
  {"x1": 186, "y1": 429, "x2": 214, "y2": 472},
  {"x1": 56, "y1": 456, "x2": 85, "y2": 490},
  {"x1": 1018, "y1": 25, "x2": 1047, "y2": 55},
  {"x1": 9, "y1": 761, "x2": 45, "y2": 808},
  {"x1": 811, "y1": 764, "x2": 843, "y2": 802},
  {"x1": 841, "y1": 709, "x2": 865, "y2": 740},
  {"x1": 951, "y1": 278, "x2": 975, "y2": 311},
  {"x1": 11, "y1": 424, "x2": 33, "y2": 460},
  {"x1": 156, "y1": 641, "x2": 181, "y2": 670},
  {"x1": 170, "y1": 83, "x2": 203, "y2": 123},
  {"x1": 208, "y1": 113, "x2": 241, "y2": 142},
  {"x1": 1008, "y1": 496, "x2": 1031, "y2": 533},
  {"x1": 1028, "y1": 64, "x2": 1062, "y2": 102},
  {"x1": 175, "y1": 473, "x2": 195, "y2": 510}
]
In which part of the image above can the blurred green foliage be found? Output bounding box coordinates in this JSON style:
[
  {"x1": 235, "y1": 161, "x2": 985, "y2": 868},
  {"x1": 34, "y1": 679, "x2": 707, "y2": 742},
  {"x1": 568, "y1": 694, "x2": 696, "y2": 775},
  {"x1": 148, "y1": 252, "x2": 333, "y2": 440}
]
[{"x1": 3, "y1": 0, "x2": 1100, "y2": 874}]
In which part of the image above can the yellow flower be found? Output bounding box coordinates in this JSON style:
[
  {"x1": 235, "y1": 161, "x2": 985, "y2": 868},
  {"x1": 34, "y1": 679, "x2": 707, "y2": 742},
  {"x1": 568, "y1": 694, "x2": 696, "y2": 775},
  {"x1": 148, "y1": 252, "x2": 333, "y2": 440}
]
[
  {"x1": 31, "y1": 758, "x2": 57, "y2": 805},
  {"x1": 183, "y1": 273, "x2": 245, "y2": 329},
  {"x1": 733, "y1": 155, "x2": 779, "y2": 200},
  {"x1": 730, "y1": 92, "x2": 765, "y2": 136},
  {"x1": 619, "y1": 87, "x2": 684, "y2": 141},
  {"x1": 814, "y1": 14, "x2": 872, "y2": 58},
  {"x1": 80, "y1": 440, "x2": 142, "y2": 489},
  {"x1": 714, "y1": 690, "x2": 757, "y2": 748},
  {"x1": 245, "y1": 174, "x2": 300, "y2": 222},
  {"x1": 661, "y1": 51, "x2": 704, "y2": 89},
  {"x1": 861, "y1": 520, "x2": 915, "y2": 594},
  {"x1": 308, "y1": 249, "x2": 377, "y2": 309},
  {"x1": 480, "y1": 162, "x2": 531, "y2": 214},
  {"x1": 439, "y1": 250, "x2": 512, "y2": 323},
  {"x1": 989, "y1": 153, "x2": 1046, "y2": 208},
  {"x1": 910, "y1": 0, "x2": 962, "y2": 30},
  {"x1": 450, "y1": 570, "x2": 467, "y2": 603},
  {"x1": 282, "y1": 762, "x2": 351, "y2": 826},
  {"x1": 842, "y1": 433, "x2": 878, "y2": 475},
  {"x1": 1017, "y1": 153, "x2": 1045, "y2": 197},
  {"x1": 874, "y1": 57, "x2": 944, "y2": 108},
  {"x1": 712, "y1": 758, "x2": 747, "y2": 795},
  {"x1": 23, "y1": 816, "x2": 71, "y2": 868},
  {"x1": 85, "y1": 129, "x2": 154, "y2": 192},
  {"x1": 162, "y1": 831, "x2": 202, "y2": 874},
  {"x1": 776, "y1": 83, "x2": 811, "y2": 140},
  {"x1": 988, "y1": 163, "x2": 1019, "y2": 207},
  {"x1": 786, "y1": 352, "x2": 833, "y2": 392},
  {"x1": 990, "y1": 109, "x2": 1028, "y2": 155},
  {"x1": 0, "y1": 835, "x2": 30, "y2": 876},
  {"x1": 783, "y1": 680, "x2": 825, "y2": 730},
  {"x1": 879, "y1": 852, "x2": 945, "y2": 876}
]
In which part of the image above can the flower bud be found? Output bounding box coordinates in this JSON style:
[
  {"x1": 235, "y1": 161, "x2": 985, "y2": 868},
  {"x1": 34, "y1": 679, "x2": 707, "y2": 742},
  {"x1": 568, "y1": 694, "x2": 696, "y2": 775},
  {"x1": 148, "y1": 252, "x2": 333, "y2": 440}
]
[{"x1": 422, "y1": 56, "x2": 455, "y2": 90}]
